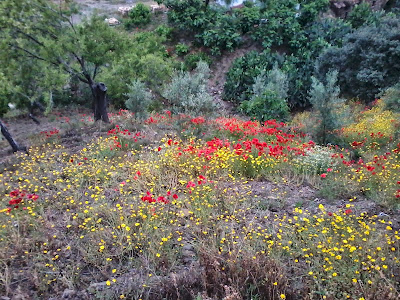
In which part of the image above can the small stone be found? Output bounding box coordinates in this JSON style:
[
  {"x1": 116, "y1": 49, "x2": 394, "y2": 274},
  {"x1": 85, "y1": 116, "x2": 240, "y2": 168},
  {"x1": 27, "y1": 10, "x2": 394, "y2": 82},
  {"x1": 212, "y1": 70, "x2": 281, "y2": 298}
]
[{"x1": 62, "y1": 289, "x2": 76, "y2": 299}]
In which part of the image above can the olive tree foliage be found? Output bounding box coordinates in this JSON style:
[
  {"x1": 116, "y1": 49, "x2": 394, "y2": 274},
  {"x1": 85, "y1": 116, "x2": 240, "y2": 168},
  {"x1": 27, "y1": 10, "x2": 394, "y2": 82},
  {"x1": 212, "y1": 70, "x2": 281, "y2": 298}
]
[
  {"x1": 316, "y1": 15, "x2": 400, "y2": 103},
  {"x1": 308, "y1": 70, "x2": 347, "y2": 145},
  {"x1": 0, "y1": 0, "x2": 131, "y2": 120},
  {"x1": 124, "y1": 80, "x2": 153, "y2": 120},
  {"x1": 240, "y1": 66, "x2": 290, "y2": 122},
  {"x1": 379, "y1": 83, "x2": 400, "y2": 112},
  {"x1": 98, "y1": 32, "x2": 173, "y2": 108},
  {"x1": 162, "y1": 61, "x2": 218, "y2": 115}
]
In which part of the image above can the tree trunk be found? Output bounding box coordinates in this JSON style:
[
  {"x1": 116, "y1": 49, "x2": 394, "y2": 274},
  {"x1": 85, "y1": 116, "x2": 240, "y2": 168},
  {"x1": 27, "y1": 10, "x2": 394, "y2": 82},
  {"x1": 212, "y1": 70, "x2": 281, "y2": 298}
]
[
  {"x1": 0, "y1": 119, "x2": 26, "y2": 153},
  {"x1": 91, "y1": 82, "x2": 110, "y2": 123}
]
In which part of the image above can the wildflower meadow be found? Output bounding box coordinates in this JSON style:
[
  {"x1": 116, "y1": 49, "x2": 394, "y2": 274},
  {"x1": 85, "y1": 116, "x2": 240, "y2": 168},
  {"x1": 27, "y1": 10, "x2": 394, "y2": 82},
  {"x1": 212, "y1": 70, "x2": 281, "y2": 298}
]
[{"x1": 0, "y1": 106, "x2": 399, "y2": 299}]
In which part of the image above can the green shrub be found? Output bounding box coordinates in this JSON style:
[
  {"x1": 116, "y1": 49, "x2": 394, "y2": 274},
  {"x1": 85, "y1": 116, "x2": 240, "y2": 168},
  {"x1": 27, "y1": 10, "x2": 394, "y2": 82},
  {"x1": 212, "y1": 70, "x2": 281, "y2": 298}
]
[
  {"x1": 184, "y1": 52, "x2": 212, "y2": 70},
  {"x1": 162, "y1": 61, "x2": 218, "y2": 115},
  {"x1": 234, "y1": 4, "x2": 260, "y2": 34},
  {"x1": 125, "y1": 3, "x2": 151, "y2": 29},
  {"x1": 137, "y1": 54, "x2": 173, "y2": 92},
  {"x1": 240, "y1": 90, "x2": 289, "y2": 123},
  {"x1": 379, "y1": 83, "x2": 400, "y2": 112},
  {"x1": 308, "y1": 70, "x2": 347, "y2": 144},
  {"x1": 196, "y1": 13, "x2": 241, "y2": 56},
  {"x1": 240, "y1": 66, "x2": 289, "y2": 122},
  {"x1": 164, "y1": 0, "x2": 211, "y2": 32},
  {"x1": 124, "y1": 79, "x2": 152, "y2": 119},
  {"x1": 154, "y1": 25, "x2": 173, "y2": 39},
  {"x1": 164, "y1": 0, "x2": 241, "y2": 55},
  {"x1": 347, "y1": 2, "x2": 382, "y2": 29},
  {"x1": 223, "y1": 50, "x2": 281, "y2": 105},
  {"x1": 249, "y1": 0, "x2": 329, "y2": 50},
  {"x1": 316, "y1": 15, "x2": 400, "y2": 103},
  {"x1": 98, "y1": 32, "x2": 173, "y2": 108},
  {"x1": 175, "y1": 43, "x2": 189, "y2": 56}
]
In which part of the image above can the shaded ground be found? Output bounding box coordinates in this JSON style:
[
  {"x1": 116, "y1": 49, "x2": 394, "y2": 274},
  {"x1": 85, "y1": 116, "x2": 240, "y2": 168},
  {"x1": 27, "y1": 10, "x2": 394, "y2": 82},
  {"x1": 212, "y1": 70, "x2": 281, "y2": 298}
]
[{"x1": 0, "y1": 109, "x2": 96, "y2": 169}]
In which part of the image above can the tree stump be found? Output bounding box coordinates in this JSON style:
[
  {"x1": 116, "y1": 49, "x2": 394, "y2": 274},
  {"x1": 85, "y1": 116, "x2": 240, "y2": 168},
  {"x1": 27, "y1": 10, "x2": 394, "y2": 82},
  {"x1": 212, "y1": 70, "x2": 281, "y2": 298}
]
[{"x1": 92, "y1": 82, "x2": 110, "y2": 123}]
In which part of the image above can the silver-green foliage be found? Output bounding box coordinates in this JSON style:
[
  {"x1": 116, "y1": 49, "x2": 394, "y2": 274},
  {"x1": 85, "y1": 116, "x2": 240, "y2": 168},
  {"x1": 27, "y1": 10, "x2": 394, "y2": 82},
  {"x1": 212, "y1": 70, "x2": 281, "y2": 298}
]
[
  {"x1": 308, "y1": 70, "x2": 347, "y2": 144},
  {"x1": 240, "y1": 65, "x2": 289, "y2": 122},
  {"x1": 294, "y1": 145, "x2": 337, "y2": 174},
  {"x1": 124, "y1": 80, "x2": 152, "y2": 119},
  {"x1": 264, "y1": 65, "x2": 289, "y2": 100},
  {"x1": 162, "y1": 61, "x2": 218, "y2": 115},
  {"x1": 380, "y1": 83, "x2": 400, "y2": 113}
]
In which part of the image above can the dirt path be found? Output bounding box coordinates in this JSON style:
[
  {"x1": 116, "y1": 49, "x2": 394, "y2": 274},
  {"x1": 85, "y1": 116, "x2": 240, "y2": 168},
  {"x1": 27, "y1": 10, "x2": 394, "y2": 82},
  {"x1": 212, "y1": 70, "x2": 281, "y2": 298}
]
[{"x1": 208, "y1": 36, "x2": 261, "y2": 114}]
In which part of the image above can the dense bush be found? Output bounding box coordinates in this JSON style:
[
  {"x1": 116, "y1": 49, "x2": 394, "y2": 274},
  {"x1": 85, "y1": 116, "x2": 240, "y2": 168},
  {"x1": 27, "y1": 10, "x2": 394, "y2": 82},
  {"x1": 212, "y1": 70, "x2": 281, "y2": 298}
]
[
  {"x1": 196, "y1": 13, "x2": 241, "y2": 55},
  {"x1": 240, "y1": 67, "x2": 289, "y2": 122},
  {"x1": 347, "y1": 2, "x2": 383, "y2": 29},
  {"x1": 316, "y1": 15, "x2": 400, "y2": 103},
  {"x1": 308, "y1": 70, "x2": 348, "y2": 144},
  {"x1": 240, "y1": 90, "x2": 289, "y2": 123},
  {"x1": 234, "y1": 2, "x2": 260, "y2": 34},
  {"x1": 125, "y1": 3, "x2": 151, "y2": 29},
  {"x1": 224, "y1": 15, "x2": 352, "y2": 109},
  {"x1": 98, "y1": 32, "x2": 174, "y2": 108},
  {"x1": 162, "y1": 61, "x2": 217, "y2": 115},
  {"x1": 164, "y1": 0, "x2": 211, "y2": 32},
  {"x1": 175, "y1": 43, "x2": 189, "y2": 56},
  {"x1": 154, "y1": 25, "x2": 174, "y2": 39},
  {"x1": 163, "y1": 0, "x2": 241, "y2": 55},
  {"x1": 250, "y1": 0, "x2": 329, "y2": 50},
  {"x1": 184, "y1": 52, "x2": 212, "y2": 70},
  {"x1": 223, "y1": 50, "x2": 282, "y2": 104}
]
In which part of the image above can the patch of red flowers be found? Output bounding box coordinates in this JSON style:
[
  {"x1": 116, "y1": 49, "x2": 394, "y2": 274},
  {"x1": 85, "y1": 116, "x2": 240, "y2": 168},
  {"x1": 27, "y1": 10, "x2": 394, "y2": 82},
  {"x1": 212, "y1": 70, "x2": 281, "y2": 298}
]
[
  {"x1": 40, "y1": 128, "x2": 60, "y2": 139},
  {"x1": 141, "y1": 191, "x2": 178, "y2": 204},
  {"x1": 4, "y1": 189, "x2": 39, "y2": 212}
]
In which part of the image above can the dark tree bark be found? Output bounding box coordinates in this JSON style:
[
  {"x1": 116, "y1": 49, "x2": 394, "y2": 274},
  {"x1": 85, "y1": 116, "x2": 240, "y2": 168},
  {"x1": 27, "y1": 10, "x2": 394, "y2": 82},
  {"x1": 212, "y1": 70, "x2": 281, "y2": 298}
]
[
  {"x1": 0, "y1": 119, "x2": 26, "y2": 153},
  {"x1": 91, "y1": 82, "x2": 110, "y2": 123},
  {"x1": 28, "y1": 101, "x2": 45, "y2": 125}
]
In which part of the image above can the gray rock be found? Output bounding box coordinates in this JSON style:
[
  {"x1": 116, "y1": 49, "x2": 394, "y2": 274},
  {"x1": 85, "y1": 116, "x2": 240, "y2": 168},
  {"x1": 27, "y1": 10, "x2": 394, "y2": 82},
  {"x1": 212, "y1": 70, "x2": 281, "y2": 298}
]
[{"x1": 62, "y1": 289, "x2": 76, "y2": 299}]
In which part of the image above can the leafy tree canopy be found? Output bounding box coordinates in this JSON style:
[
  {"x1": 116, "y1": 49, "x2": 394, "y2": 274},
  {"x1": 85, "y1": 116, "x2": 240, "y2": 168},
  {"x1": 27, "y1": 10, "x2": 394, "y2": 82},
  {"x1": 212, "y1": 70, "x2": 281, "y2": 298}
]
[
  {"x1": 0, "y1": 0, "x2": 132, "y2": 117},
  {"x1": 316, "y1": 15, "x2": 400, "y2": 103}
]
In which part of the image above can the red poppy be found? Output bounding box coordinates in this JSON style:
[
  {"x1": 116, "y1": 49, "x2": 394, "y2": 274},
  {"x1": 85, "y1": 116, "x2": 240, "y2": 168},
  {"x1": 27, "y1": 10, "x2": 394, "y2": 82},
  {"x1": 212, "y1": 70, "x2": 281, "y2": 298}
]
[{"x1": 10, "y1": 190, "x2": 20, "y2": 197}]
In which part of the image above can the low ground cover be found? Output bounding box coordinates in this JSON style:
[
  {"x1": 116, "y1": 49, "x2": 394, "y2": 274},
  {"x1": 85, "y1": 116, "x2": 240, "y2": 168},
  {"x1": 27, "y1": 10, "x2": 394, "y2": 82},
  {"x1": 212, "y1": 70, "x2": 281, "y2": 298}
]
[{"x1": 0, "y1": 107, "x2": 399, "y2": 299}]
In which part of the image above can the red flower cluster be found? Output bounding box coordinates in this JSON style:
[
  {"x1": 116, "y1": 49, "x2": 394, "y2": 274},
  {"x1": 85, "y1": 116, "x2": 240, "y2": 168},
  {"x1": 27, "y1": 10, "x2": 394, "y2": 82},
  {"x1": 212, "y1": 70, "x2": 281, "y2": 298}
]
[
  {"x1": 107, "y1": 125, "x2": 143, "y2": 150},
  {"x1": 40, "y1": 128, "x2": 60, "y2": 139},
  {"x1": 141, "y1": 191, "x2": 178, "y2": 204},
  {"x1": 191, "y1": 117, "x2": 206, "y2": 124},
  {"x1": 5, "y1": 189, "x2": 39, "y2": 212}
]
